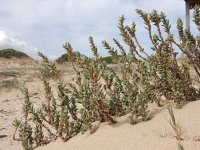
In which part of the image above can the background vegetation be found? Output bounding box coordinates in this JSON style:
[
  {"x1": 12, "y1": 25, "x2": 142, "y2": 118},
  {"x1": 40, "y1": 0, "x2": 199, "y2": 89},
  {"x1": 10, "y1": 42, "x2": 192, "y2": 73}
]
[{"x1": 0, "y1": 49, "x2": 30, "y2": 59}]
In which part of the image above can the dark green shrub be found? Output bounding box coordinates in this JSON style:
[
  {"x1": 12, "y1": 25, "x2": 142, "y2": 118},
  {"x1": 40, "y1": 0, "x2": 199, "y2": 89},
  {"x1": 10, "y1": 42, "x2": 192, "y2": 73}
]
[
  {"x1": 100, "y1": 56, "x2": 113, "y2": 64},
  {"x1": 0, "y1": 49, "x2": 30, "y2": 59},
  {"x1": 56, "y1": 53, "x2": 68, "y2": 64}
]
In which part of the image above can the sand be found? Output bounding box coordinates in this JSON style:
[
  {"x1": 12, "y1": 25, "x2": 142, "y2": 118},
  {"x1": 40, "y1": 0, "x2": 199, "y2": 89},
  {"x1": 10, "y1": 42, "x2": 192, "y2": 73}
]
[
  {"x1": 0, "y1": 59, "x2": 200, "y2": 150},
  {"x1": 36, "y1": 101, "x2": 200, "y2": 150}
]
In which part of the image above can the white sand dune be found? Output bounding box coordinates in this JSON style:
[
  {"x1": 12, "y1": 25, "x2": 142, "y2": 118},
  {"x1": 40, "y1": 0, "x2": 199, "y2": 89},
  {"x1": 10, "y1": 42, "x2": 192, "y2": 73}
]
[{"x1": 36, "y1": 101, "x2": 200, "y2": 150}]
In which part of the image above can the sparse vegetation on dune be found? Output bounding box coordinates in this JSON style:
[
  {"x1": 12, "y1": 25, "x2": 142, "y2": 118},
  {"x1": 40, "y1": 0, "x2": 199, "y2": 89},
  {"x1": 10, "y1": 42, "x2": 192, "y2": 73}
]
[
  {"x1": 167, "y1": 106, "x2": 183, "y2": 141},
  {"x1": 12, "y1": 6, "x2": 200, "y2": 150},
  {"x1": 0, "y1": 49, "x2": 31, "y2": 59},
  {"x1": 0, "y1": 65, "x2": 40, "y2": 92},
  {"x1": 100, "y1": 56, "x2": 113, "y2": 64},
  {"x1": 56, "y1": 53, "x2": 121, "y2": 64},
  {"x1": 0, "y1": 78, "x2": 20, "y2": 90},
  {"x1": 56, "y1": 53, "x2": 68, "y2": 64},
  {"x1": 100, "y1": 55, "x2": 122, "y2": 64}
]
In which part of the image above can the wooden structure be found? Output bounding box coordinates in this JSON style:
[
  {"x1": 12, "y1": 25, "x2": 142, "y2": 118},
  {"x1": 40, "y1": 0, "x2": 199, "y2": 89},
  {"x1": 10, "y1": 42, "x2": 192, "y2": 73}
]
[{"x1": 185, "y1": 0, "x2": 200, "y2": 30}]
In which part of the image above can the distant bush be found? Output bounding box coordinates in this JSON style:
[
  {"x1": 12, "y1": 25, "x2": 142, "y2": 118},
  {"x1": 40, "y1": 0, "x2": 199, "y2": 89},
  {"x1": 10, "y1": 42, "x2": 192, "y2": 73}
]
[
  {"x1": 56, "y1": 53, "x2": 68, "y2": 63},
  {"x1": 100, "y1": 56, "x2": 113, "y2": 64},
  {"x1": 56, "y1": 53, "x2": 119, "y2": 64},
  {"x1": 100, "y1": 55, "x2": 123, "y2": 64},
  {"x1": 0, "y1": 49, "x2": 30, "y2": 59}
]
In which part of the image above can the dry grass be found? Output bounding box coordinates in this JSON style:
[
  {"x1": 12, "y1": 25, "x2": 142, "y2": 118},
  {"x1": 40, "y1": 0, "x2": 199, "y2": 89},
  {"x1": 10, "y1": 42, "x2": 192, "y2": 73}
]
[
  {"x1": 0, "y1": 65, "x2": 40, "y2": 92},
  {"x1": 153, "y1": 127, "x2": 168, "y2": 138},
  {"x1": 0, "y1": 78, "x2": 20, "y2": 90},
  {"x1": 167, "y1": 106, "x2": 184, "y2": 141}
]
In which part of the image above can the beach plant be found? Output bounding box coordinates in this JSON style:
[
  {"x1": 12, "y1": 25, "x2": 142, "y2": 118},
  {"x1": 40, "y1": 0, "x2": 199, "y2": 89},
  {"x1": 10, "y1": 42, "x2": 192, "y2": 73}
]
[
  {"x1": 22, "y1": 88, "x2": 33, "y2": 121},
  {"x1": 64, "y1": 38, "x2": 117, "y2": 124},
  {"x1": 177, "y1": 142, "x2": 185, "y2": 150},
  {"x1": 13, "y1": 62, "x2": 82, "y2": 148},
  {"x1": 167, "y1": 106, "x2": 183, "y2": 140},
  {"x1": 13, "y1": 7, "x2": 200, "y2": 149},
  {"x1": 136, "y1": 9, "x2": 196, "y2": 107},
  {"x1": 12, "y1": 118, "x2": 22, "y2": 141},
  {"x1": 176, "y1": 5, "x2": 200, "y2": 78},
  {"x1": 19, "y1": 122, "x2": 34, "y2": 150},
  {"x1": 38, "y1": 52, "x2": 61, "y2": 80}
]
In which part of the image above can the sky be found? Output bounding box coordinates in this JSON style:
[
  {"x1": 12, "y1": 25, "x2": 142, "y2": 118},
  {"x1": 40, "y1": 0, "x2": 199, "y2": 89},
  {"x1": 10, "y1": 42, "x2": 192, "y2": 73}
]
[{"x1": 0, "y1": 0, "x2": 197, "y2": 60}]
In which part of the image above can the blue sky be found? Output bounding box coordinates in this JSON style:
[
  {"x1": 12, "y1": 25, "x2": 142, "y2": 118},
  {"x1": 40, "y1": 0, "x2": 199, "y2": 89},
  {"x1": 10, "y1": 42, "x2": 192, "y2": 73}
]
[{"x1": 0, "y1": 0, "x2": 196, "y2": 59}]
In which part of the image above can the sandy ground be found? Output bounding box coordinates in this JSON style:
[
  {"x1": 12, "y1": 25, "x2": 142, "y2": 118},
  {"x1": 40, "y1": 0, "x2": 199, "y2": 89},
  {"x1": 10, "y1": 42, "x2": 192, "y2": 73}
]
[
  {"x1": 36, "y1": 101, "x2": 200, "y2": 150},
  {"x1": 1, "y1": 58, "x2": 200, "y2": 150}
]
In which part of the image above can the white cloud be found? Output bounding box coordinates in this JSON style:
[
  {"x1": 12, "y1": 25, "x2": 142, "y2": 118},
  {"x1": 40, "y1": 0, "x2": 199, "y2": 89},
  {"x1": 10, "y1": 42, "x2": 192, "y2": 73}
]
[{"x1": 0, "y1": 30, "x2": 38, "y2": 59}]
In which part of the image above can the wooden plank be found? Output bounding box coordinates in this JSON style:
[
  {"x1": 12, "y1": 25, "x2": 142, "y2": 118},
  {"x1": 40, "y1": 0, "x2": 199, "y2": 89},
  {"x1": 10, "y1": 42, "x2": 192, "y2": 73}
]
[
  {"x1": 189, "y1": 3, "x2": 200, "y2": 9},
  {"x1": 185, "y1": 0, "x2": 200, "y2": 9},
  {"x1": 185, "y1": 0, "x2": 200, "y2": 3}
]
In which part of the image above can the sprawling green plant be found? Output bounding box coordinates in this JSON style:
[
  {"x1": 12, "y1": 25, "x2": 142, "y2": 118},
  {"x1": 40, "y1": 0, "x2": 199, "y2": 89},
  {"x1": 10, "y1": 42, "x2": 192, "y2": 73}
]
[
  {"x1": 13, "y1": 7, "x2": 200, "y2": 149},
  {"x1": 133, "y1": 9, "x2": 198, "y2": 107},
  {"x1": 176, "y1": 5, "x2": 200, "y2": 78},
  {"x1": 19, "y1": 122, "x2": 34, "y2": 150},
  {"x1": 38, "y1": 52, "x2": 61, "y2": 80},
  {"x1": 177, "y1": 142, "x2": 185, "y2": 150},
  {"x1": 64, "y1": 38, "x2": 117, "y2": 124},
  {"x1": 167, "y1": 106, "x2": 183, "y2": 140}
]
